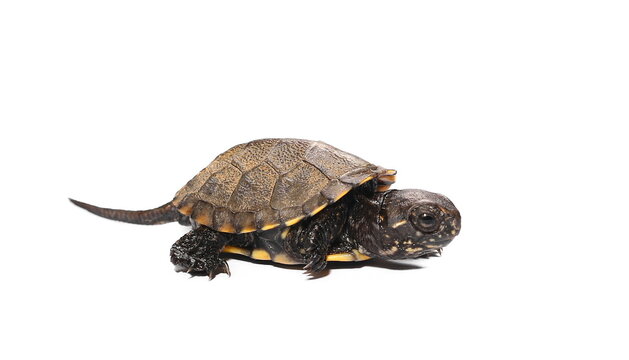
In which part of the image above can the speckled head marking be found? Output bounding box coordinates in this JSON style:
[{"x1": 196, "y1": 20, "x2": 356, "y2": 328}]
[{"x1": 358, "y1": 189, "x2": 461, "y2": 259}]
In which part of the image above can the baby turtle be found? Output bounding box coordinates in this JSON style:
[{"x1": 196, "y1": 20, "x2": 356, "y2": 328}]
[{"x1": 71, "y1": 138, "x2": 461, "y2": 278}]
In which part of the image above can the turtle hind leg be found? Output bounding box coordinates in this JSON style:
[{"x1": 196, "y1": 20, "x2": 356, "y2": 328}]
[{"x1": 170, "y1": 226, "x2": 230, "y2": 279}]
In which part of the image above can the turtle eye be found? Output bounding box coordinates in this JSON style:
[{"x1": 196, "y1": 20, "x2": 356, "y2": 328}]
[
  {"x1": 410, "y1": 206, "x2": 441, "y2": 233},
  {"x1": 418, "y1": 213, "x2": 436, "y2": 229}
]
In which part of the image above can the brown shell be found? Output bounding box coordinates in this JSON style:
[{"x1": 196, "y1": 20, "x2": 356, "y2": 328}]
[{"x1": 172, "y1": 139, "x2": 396, "y2": 233}]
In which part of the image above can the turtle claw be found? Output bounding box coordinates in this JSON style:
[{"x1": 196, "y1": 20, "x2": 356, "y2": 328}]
[
  {"x1": 207, "y1": 260, "x2": 231, "y2": 280},
  {"x1": 304, "y1": 256, "x2": 327, "y2": 274}
]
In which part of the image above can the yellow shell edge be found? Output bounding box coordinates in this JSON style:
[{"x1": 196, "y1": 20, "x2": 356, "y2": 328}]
[
  {"x1": 260, "y1": 222, "x2": 280, "y2": 231},
  {"x1": 222, "y1": 246, "x2": 251, "y2": 256},
  {"x1": 358, "y1": 175, "x2": 375, "y2": 185},
  {"x1": 251, "y1": 249, "x2": 272, "y2": 260},
  {"x1": 238, "y1": 226, "x2": 257, "y2": 234},
  {"x1": 218, "y1": 223, "x2": 237, "y2": 233},
  {"x1": 376, "y1": 184, "x2": 392, "y2": 192},
  {"x1": 221, "y1": 247, "x2": 371, "y2": 263},
  {"x1": 378, "y1": 174, "x2": 396, "y2": 184},
  {"x1": 326, "y1": 251, "x2": 371, "y2": 262},
  {"x1": 352, "y1": 250, "x2": 372, "y2": 261},
  {"x1": 179, "y1": 204, "x2": 194, "y2": 216},
  {"x1": 326, "y1": 253, "x2": 356, "y2": 262},
  {"x1": 309, "y1": 204, "x2": 328, "y2": 216},
  {"x1": 284, "y1": 216, "x2": 305, "y2": 227},
  {"x1": 273, "y1": 253, "x2": 299, "y2": 265},
  {"x1": 193, "y1": 214, "x2": 211, "y2": 226},
  {"x1": 333, "y1": 189, "x2": 351, "y2": 202}
]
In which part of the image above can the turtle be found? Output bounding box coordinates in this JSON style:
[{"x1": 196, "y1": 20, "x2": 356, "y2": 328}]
[{"x1": 70, "y1": 138, "x2": 461, "y2": 278}]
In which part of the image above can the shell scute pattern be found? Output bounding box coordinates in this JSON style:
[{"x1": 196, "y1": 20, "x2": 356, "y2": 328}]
[
  {"x1": 172, "y1": 143, "x2": 249, "y2": 205},
  {"x1": 231, "y1": 139, "x2": 280, "y2": 172},
  {"x1": 227, "y1": 163, "x2": 277, "y2": 212},
  {"x1": 279, "y1": 206, "x2": 306, "y2": 225},
  {"x1": 190, "y1": 200, "x2": 214, "y2": 227},
  {"x1": 301, "y1": 193, "x2": 329, "y2": 216},
  {"x1": 255, "y1": 208, "x2": 281, "y2": 230},
  {"x1": 233, "y1": 212, "x2": 256, "y2": 233},
  {"x1": 213, "y1": 208, "x2": 235, "y2": 232},
  {"x1": 173, "y1": 139, "x2": 394, "y2": 233},
  {"x1": 270, "y1": 162, "x2": 328, "y2": 209},
  {"x1": 320, "y1": 179, "x2": 353, "y2": 201},
  {"x1": 266, "y1": 139, "x2": 311, "y2": 173},
  {"x1": 304, "y1": 142, "x2": 370, "y2": 179},
  {"x1": 198, "y1": 164, "x2": 242, "y2": 207}
]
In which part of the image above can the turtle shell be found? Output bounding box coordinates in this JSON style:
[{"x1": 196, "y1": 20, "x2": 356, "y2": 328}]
[{"x1": 171, "y1": 139, "x2": 396, "y2": 233}]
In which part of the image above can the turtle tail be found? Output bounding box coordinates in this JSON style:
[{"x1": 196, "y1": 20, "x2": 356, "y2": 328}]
[{"x1": 69, "y1": 199, "x2": 187, "y2": 225}]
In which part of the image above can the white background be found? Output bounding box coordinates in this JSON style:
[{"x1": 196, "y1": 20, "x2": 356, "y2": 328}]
[{"x1": 1, "y1": 1, "x2": 627, "y2": 359}]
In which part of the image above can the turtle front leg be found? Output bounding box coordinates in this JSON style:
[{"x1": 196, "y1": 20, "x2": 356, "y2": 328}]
[
  {"x1": 284, "y1": 201, "x2": 348, "y2": 274},
  {"x1": 170, "y1": 226, "x2": 230, "y2": 279},
  {"x1": 286, "y1": 223, "x2": 330, "y2": 273}
]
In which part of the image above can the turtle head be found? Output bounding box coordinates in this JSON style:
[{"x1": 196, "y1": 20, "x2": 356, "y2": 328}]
[{"x1": 362, "y1": 189, "x2": 461, "y2": 259}]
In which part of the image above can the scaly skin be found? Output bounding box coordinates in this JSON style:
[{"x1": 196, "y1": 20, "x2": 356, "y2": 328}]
[
  {"x1": 167, "y1": 180, "x2": 461, "y2": 278},
  {"x1": 170, "y1": 226, "x2": 230, "y2": 278},
  {"x1": 74, "y1": 181, "x2": 461, "y2": 279}
]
